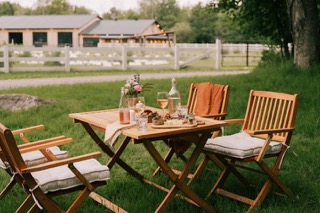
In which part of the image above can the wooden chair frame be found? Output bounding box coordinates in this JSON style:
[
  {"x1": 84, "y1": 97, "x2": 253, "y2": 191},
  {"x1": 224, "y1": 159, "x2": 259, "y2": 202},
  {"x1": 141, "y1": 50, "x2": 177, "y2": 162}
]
[
  {"x1": 0, "y1": 124, "x2": 71, "y2": 199},
  {"x1": 202, "y1": 90, "x2": 299, "y2": 212},
  {"x1": 0, "y1": 123, "x2": 126, "y2": 213},
  {"x1": 153, "y1": 83, "x2": 230, "y2": 182}
]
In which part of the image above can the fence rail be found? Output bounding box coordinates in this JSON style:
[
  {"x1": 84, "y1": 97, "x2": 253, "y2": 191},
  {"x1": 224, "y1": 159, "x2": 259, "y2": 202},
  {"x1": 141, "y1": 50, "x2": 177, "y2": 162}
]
[{"x1": 0, "y1": 39, "x2": 269, "y2": 73}]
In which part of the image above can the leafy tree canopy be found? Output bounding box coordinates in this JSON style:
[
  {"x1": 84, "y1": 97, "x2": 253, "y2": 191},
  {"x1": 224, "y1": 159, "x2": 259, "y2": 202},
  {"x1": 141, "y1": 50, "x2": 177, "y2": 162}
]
[
  {"x1": 189, "y1": 3, "x2": 218, "y2": 43},
  {"x1": 0, "y1": 1, "x2": 14, "y2": 15}
]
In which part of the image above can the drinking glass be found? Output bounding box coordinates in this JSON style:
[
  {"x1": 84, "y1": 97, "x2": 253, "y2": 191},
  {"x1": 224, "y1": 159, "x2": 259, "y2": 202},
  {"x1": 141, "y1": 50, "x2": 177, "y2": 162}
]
[
  {"x1": 134, "y1": 96, "x2": 145, "y2": 115},
  {"x1": 137, "y1": 114, "x2": 148, "y2": 131},
  {"x1": 157, "y1": 92, "x2": 169, "y2": 116}
]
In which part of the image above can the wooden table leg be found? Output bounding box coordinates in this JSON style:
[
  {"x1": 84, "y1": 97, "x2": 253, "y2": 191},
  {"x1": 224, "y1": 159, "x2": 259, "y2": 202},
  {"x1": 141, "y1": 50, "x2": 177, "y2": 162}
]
[
  {"x1": 107, "y1": 136, "x2": 131, "y2": 168},
  {"x1": 143, "y1": 132, "x2": 216, "y2": 213},
  {"x1": 80, "y1": 122, "x2": 145, "y2": 181}
]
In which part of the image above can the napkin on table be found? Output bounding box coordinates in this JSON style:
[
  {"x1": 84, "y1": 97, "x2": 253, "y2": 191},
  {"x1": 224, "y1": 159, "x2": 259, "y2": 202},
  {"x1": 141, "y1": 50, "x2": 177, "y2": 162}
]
[{"x1": 104, "y1": 121, "x2": 135, "y2": 146}]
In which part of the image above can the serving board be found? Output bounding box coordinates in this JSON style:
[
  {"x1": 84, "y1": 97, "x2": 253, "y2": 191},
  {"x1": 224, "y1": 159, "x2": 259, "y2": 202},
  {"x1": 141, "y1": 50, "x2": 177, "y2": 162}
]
[
  {"x1": 151, "y1": 123, "x2": 197, "y2": 129},
  {"x1": 151, "y1": 120, "x2": 205, "y2": 129}
]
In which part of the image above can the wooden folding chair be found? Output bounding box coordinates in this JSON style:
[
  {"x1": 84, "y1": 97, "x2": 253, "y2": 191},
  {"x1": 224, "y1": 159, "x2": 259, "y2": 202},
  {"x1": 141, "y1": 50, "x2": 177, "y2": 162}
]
[
  {"x1": 202, "y1": 90, "x2": 299, "y2": 212},
  {"x1": 153, "y1": 82, "x2": 230, "y2": 181},
  {"x1": 0, "y1": 123, "x2": 126, "y2": 213},
  {"x1": 0, "y1": 124, "x2": 70, "y2": 199}
]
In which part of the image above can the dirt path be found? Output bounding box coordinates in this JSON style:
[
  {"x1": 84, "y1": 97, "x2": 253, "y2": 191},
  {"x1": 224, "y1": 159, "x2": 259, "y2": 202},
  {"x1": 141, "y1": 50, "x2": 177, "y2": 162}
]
[{"x1": 0, "y1": 71, "x2": 250, "y2": 90}]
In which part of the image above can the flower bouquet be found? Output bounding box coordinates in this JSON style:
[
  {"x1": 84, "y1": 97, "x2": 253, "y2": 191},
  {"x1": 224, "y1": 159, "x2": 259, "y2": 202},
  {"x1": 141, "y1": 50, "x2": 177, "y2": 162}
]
[{"x1": 124, "y1": 74, "x2": 152, "y2": 98}]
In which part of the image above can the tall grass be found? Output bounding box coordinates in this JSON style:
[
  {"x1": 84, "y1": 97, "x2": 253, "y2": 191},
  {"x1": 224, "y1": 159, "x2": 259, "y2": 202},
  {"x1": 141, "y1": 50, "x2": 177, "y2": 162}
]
[{"x1": 0, "y1": 58, "x2": 319, "y2": 212}]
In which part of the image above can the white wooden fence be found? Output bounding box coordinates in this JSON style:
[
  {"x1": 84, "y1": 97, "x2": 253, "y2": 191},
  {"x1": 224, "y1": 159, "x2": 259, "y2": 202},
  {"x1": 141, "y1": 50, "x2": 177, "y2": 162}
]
[{"x1": 0, "y1": 39, "x2": 269, "y2": 73}]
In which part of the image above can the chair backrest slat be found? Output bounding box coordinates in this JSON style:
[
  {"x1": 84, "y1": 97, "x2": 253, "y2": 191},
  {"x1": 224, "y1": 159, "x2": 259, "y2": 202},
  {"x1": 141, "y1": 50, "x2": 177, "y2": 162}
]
[
  {"x1": 242, "y1": 90, "x2": 299, "y2": 143},
  {"x1": 281, "y1": 99, "x2": 287, "y2": 129},
  {"x1": 187, "y1": 84, "x2": 198, "y2": 114},
  {"x1": 261, "y1": 96, "x2": 270, "y2": 130}
]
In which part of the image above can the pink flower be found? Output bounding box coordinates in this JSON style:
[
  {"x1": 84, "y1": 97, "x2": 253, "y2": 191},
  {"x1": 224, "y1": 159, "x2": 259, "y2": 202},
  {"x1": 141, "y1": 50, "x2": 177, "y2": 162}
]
[{"x1": 134, "y1": 85, "x2": 142, "y2": 92}]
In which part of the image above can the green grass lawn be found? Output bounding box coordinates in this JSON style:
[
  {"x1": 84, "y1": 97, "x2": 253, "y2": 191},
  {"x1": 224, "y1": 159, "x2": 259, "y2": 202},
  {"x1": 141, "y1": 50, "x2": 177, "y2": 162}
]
[{"x1": 0, "y1": 59, "x2": 319, "y2": 212}]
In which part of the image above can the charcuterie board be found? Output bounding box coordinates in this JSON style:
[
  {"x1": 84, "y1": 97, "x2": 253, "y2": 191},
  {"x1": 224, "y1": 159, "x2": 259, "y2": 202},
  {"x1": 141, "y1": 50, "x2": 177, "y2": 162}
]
[
  {"x1": 151, "y1": 120, "x2": 205, "y2": 129},
  {"x1": 151, "y1": 123, "x2": 197, "y2": 129}
]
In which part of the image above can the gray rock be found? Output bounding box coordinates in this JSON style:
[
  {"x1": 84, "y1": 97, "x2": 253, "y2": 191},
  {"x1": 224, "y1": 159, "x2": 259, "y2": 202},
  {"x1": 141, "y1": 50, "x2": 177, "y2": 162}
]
[{"x1": 0, "y1": 94, "x2": 56, "y2": 112}]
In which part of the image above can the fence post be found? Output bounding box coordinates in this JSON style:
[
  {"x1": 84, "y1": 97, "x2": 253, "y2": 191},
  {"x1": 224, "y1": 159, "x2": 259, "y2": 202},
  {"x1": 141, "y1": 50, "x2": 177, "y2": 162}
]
[
  {"x1": 174, "y1": 45, "x2": 179, "y2": 70},
  {"x1": 215, "y1": 38, "x2": 221, "y2": 69},
  {"x1": 122, "y1": 46, "x2": 127, "y2": 70},
  {"x1": 246, "y1": 41, "x2": 249, "y2": 67},
  {"x1": 3, "y1": 45, "x2": 9, "y2": 73},
  {"x1": 64, "y1": 45, "x2": 70, "y2": 72}
]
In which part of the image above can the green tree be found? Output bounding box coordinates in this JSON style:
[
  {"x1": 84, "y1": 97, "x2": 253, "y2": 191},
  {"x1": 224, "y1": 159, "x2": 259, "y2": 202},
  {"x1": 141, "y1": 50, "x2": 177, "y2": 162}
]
[
  {"x1": 32, "y1": 0, "x2": 89, "y2": 15},
  {"x1": 11, "y1": 3, "x2": 33, "y2": 15},
  {"x1": 214, "y1": 0, "x2": 292, "y2": 58},
  {"x1": 0, "y1": 1, "x2": 14, "y2": 15},
  {"x1": 157, "y1": 0, "x2": 181, "y2": 29},
  {"x1": 72, "y1": 6, "x2": 92, "y2": 14},
  {"x1": 214, "y1": 12, "x2": 245, "y2": 41},
  {"x1": 189, "y1": 3, "x2": 218, "y2": 43},
  {"x1": 178, "y1": 6, "x2": 192, "y2": 22},
  {"x1": 47, "y1": 0, "x2": 72, "y2": 15},
  {"x1": 102, "y1": 7, "x2": 125, "y2": 20},
  {"x1": 214, "y1": 0, "x2": 320, "y2": 68},
  {"x1": 124, "y1": 9, "x2": 140, "y2": 19},
  {"x1": 138, "y1": 0, "x2": 160, "y2": 19},
  {"x1": 33, "y1": 0, "x2": 50, "y2": 15},
  {"x1": 172, "y1": 22, "x2": 192, "y2": 43}
]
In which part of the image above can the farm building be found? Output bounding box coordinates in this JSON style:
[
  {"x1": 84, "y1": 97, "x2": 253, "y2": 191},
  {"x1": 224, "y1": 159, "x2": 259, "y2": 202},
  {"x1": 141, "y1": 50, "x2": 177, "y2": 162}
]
[{"x1": 0, "y1": 15, "x2": 174, "y2": 47}]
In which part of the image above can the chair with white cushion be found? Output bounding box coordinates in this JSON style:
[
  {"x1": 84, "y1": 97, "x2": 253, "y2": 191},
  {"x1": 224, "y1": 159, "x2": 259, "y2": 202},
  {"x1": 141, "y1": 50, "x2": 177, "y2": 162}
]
[
  {"x1": 0, "y1": 124, "x2": 70, "y2": 199},
  {"x1": 0, "y1": 123, "x2": 126, "y2": 213},
  {"x1": 202, "y1": 90, "x2": 299, "y2": 212}
]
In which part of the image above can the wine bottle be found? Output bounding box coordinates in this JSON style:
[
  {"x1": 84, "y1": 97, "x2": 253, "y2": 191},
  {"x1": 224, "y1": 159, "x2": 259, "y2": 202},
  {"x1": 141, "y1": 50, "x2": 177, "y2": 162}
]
[
  {"x1": 168, "y1": 78, "x2": 181, "y2": 117},
  {"x1": 119, "y1": 87, "x2": 130, "y2": 124}
]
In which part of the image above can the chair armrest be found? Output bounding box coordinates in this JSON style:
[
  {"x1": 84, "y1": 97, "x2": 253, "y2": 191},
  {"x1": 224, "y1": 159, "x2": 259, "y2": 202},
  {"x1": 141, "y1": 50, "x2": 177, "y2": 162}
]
[
  {"x1": 18, "y1": 137, "x2": 73, "y2": 154},
  {"x1": 17, "y1": 135, "x2": 67, "y2": 148},
  {"x1": 251, "y1": 128, "x2": 294, "y2": 162},
  {"x1": 11, "y1": 124, "x2": 45, "y2": 135},
  {"x1": 250, "y1": 128, "x2": 295, "y2": 135},
  {"x1": 21, "y1": 152, "x2": 102, "y2": 173},
  {"x1": 224, "y1": 119, "x2": 244, "y2": 125}
]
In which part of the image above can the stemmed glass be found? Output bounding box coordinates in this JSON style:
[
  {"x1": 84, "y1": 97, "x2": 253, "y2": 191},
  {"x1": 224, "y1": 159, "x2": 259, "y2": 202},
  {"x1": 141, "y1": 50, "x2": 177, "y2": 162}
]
[{"x1": 157, "y1": 92, "x2": 169, "y2": 117}]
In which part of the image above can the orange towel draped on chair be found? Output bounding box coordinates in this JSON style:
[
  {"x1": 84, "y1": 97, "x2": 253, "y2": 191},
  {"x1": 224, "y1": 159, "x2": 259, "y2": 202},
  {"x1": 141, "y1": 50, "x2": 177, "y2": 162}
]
[{"x1": 193, "y1": 82, "x2": 225, "y2": 116}]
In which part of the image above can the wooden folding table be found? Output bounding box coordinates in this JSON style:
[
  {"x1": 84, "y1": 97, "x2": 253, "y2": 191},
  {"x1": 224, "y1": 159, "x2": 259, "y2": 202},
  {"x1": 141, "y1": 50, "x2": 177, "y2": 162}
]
[{"x1": 69, "y1": 108, "x2": 226, "y2": 212}]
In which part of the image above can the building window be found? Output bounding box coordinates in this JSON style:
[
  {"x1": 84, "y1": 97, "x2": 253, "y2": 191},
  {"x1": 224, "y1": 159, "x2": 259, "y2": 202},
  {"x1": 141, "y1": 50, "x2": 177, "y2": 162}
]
[
  {"x1": 58, "y1": 32, "x2": 72, "y2": 47},
  {"x1": 83, "y1": 38, "x2": 99, "y2": 47},
  {"x1": 33, "y1": 32, "x2": 47, "y2": 47},
  {"x1": 8, "y1": 32, "x2": 23, "y2": 45}
]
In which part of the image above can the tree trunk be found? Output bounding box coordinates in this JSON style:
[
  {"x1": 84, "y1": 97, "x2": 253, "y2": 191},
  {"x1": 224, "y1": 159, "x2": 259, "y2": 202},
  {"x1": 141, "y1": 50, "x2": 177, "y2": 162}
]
[{"x1": 286, "y1": 0, "x2": 320, "y2": 69}]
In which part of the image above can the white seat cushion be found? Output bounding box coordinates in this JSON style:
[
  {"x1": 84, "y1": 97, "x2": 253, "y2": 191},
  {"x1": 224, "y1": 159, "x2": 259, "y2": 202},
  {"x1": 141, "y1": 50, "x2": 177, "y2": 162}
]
[
  {"x1": 31, "y1": 159, "x2": 110, "y2": 193},
  {"x1": 0, "y1": 146, "x2": 68, "y2": 169},
  {"x1": 204, "y1": 131, "x2": 282, "y2": 159}
]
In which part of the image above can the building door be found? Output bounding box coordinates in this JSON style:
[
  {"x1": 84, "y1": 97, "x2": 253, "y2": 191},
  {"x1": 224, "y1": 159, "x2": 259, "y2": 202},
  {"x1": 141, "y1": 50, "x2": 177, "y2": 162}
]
[{"x1": 9, "y1": 32, "x2": 23, "y2": 45}]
